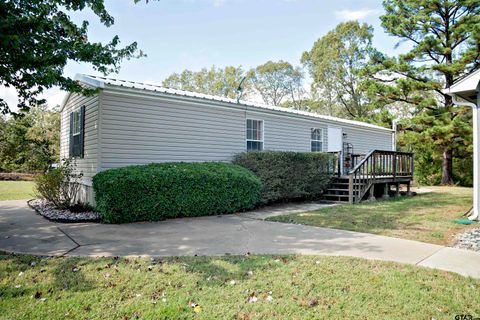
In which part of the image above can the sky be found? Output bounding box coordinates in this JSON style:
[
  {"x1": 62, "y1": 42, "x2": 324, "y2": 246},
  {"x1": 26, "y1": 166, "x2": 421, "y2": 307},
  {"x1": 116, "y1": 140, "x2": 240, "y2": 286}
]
[{"x1": 2, "y1": 0, "x2": 410, "y2": 111}]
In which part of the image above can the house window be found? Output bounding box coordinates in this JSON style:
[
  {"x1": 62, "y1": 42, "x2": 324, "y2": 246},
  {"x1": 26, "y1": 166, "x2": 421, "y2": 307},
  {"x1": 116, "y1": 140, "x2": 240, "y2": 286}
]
[
  {"x1": 69, "y1": 106, "x2": 85, "y2": 158},
  {"x1": 311, "y1": 128, "x2": 323, "y2": 152},
  {"x1": 72, "y1": 110, "x2": 81, "y2": 136},
  {"x1": 246, "y1": 119, "x2": 264, "y2": 151}
]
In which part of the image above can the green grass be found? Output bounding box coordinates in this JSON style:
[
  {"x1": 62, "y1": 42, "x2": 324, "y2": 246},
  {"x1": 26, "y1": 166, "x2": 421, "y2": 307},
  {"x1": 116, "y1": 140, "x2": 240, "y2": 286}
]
[
  {"x1": 0, "y1": 254, "x2": 478, "y2": 319},
  {"x1": 268, "y1": 186, "x2": 475, "y2": 245},
  {"x1": 0, "y1": 181, "x2": 35, "y2": 201}
]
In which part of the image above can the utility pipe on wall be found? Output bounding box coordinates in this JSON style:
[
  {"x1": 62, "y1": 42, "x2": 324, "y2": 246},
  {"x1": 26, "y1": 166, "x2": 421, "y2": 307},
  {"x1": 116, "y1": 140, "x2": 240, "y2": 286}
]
[
  {"x1": 392, "y1": 120, "x2": 398, "y2": 151},
  {"x1": 452, "y1": 95, "x2": 479, "y2": 220}
]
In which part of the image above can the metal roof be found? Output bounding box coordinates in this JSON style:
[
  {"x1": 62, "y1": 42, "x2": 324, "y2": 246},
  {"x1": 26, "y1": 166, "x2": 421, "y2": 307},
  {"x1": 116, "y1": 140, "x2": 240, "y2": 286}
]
[{"x1": 74, "y1": 74, "x2": 393, "y2": 132}]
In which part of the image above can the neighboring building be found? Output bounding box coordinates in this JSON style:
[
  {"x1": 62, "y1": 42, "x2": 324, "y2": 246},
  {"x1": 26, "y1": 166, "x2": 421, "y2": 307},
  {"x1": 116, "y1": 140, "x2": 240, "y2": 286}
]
[{"x1": 60, "y1": 74, "x2": 396, "y2": 204}]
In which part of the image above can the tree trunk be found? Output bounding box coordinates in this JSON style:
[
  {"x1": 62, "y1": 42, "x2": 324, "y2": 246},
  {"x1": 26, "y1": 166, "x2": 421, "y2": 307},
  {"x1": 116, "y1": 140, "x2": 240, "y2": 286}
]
[{"x1": 441, "y1": 148, "x2": 454, "y2": 185}]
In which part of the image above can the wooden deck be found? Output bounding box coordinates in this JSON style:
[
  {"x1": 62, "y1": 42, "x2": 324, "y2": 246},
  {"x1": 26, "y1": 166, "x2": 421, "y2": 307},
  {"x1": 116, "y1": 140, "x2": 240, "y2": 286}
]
[{"x1": 323, "y1": 150, "x2": 414, "y2": 204}]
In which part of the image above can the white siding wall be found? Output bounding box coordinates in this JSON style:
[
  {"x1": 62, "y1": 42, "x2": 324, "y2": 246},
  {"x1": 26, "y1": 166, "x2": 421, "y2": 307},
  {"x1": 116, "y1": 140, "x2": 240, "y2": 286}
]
[
  {"x1": 245, "y1": 109, "x2": 328, "y2": 152},
  {"x1": 343, "y1": 126, "x2": 392, "y2": 154},
  {"x1": 97, "y1": 90, "x2": 392, "y2": 173},
  {"x1": 99, "y1": 92, "x2": 246, "y2": 169},
  {"x1": 60, "y1": 93, "x2": 99, "y2": 184}
]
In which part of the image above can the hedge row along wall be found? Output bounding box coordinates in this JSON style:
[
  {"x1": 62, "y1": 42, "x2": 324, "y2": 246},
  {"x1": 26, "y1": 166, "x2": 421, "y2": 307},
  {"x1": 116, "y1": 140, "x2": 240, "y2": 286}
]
[
  {"x1": 233, "y1": 151, "x2": 335, "y2": 204},
  {"x1": 93, "y1": 162, "x2": 262, "y2": 223}
]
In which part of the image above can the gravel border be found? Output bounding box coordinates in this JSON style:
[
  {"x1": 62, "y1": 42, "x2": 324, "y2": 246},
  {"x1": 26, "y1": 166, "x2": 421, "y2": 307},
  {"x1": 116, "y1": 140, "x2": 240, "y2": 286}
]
[
  {"x1": 454, "y1": 227, "x2": 480, "y2": 252},
  {"x1": 28, "y1": 199, "x2": 101, "y2": 223}
]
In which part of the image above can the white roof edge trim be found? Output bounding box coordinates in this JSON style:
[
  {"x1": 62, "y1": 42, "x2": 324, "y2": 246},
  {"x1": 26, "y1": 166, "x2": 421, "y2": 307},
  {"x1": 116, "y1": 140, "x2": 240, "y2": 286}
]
[
  {"x1": 74, "y1": 74, "x2": 105, "y2": 89},
  {"x1": 59, "y1": 92, "x2": 72, "y2": 112},
  {"x1": 443, "y1": 69, "x2": 480, "y2": 94},
  {"x1": 76, "y1": 73, "x2": 393, "y2": 132},
  {"x1": 60, "y1": 74, "x2": 105, "y2": 111}
]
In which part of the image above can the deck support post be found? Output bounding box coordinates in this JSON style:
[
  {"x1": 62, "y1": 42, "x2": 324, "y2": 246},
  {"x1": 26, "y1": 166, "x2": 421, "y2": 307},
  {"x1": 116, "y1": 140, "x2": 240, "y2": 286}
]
[
  {"x1": 395, "y1": 183, "x2": 400, "y2": 197},
  {"x1": 368, "y1": 184, "x2": 376, "y2": 201},
  {"x1": 406, "y1": 182, "x2": 413, "y2": 196},
  {"x1": 382, "y1": 183, "x2": 390, "y2": 199},
  {"x1": 348, "y1": 174, "x2": 354, "y2": 204}
]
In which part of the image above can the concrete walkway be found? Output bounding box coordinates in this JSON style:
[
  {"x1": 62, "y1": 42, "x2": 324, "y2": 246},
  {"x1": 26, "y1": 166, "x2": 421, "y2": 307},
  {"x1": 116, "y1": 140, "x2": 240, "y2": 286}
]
[{"x1": 1, "y1": 200, "x2": 480, "y2": 278}]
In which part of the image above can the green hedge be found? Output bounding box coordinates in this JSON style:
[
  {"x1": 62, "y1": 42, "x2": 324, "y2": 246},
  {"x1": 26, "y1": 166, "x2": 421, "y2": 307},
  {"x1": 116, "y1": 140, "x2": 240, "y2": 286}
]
[
  {"x1": 92, "y1": 162, "x2": 262, "y2": 223},
  {"x1": 233, "y1": 151, "x2": 335, "y2": 204}
]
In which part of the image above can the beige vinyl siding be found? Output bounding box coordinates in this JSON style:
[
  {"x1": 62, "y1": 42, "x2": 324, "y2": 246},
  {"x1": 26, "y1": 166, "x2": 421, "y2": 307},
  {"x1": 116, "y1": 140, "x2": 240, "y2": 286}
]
[
  {"x1": 60, "y1": 93, "x2": 99, "y2": 184},
  {"x1": 99, "y1": 92, "x2": 246, "y2": 169},
  {"x1": 342, "y1": 126, "x2": 392, "y2": 154},
  {"x1": 244, "y1": 109, "x2": 393, "y2": 154},
  {"x1": 97, "y1": 90, "x2": 392, "y2": 172},
  {"x1": 245, "y1": 109, "x2": 328, "y2": 152}
]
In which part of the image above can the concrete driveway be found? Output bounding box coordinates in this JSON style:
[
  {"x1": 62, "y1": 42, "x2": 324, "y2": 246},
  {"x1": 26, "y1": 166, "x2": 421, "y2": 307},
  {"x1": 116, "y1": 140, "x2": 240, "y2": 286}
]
[{"x1": 1, "y1": 199, "x2": 480, "y2": 278}]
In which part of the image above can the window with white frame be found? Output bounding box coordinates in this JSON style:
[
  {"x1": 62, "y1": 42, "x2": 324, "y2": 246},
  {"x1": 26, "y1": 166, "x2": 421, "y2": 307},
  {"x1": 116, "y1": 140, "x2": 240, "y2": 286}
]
[
  {"x1": 69, "y1": 105, "x2": 85, "y2": 158},
  {"x1": 246, "y1": 119, "x2": 264, "y2": 151},
  {"x1": 72, "y1": 110, "x2": 81, "y2": 136},
  {"x1": 311, "y1": 128, "x2": 323, "y2": 152}
]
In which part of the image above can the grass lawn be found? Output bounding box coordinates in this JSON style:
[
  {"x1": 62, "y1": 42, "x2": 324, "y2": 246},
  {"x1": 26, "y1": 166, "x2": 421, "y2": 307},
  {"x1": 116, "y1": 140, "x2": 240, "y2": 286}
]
[
  {"x1": 268, "y1": 186, "x2": 475, "y2": 245},
  {"x1": 0, "y1": 181, "x2": 35, "y2": 201},
  {"x1": 0, "y1": 254, "x2": 478, "y2": 320}
]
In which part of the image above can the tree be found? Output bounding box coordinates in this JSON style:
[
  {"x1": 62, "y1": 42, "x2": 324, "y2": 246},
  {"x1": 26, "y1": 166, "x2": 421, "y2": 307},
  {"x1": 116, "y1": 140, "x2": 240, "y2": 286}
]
[
  {"x1": 248, "y1": 61, "x2": 305, "y2": 106},
  {"x1": 0, "y1": 105, "x2": 60, "y2": 172},
  {"x1": 162, "y1": 66, "x2": 247, "y2": 99},
  {"x1": 302, "y1": 21, "x2": 380, "y2": 119},
  {"x1": 0, "y1": 0, "x2": 145, "y2": 115},
  {"x1": 373, "y1": 0, "x2": 480, "y2": 184}
]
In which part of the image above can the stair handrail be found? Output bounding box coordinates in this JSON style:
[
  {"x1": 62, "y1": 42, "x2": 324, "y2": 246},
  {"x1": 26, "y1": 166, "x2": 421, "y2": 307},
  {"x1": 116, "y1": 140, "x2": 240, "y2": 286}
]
[{"x1": 348, "y1": 149, "x2": 376, "y2": 203}]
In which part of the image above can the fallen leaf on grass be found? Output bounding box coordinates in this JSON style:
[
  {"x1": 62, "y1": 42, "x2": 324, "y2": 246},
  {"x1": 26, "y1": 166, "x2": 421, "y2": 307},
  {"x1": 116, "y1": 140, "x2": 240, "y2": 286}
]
[
  {"x1": 258, "y1": 291, "x2": 273, "y2": 302},
  {"x1": 309, "y1": 299, "x2": 319, "y2": 307},
  {"x1": 188, "y1": 300, "x2": 202, "y2": 313},
  {"x1": 247, "y1": 292, "x2": 258, "y2": 303},
  {"x1": 237, "y1": 311, "x2": 251, "y2": 320}
]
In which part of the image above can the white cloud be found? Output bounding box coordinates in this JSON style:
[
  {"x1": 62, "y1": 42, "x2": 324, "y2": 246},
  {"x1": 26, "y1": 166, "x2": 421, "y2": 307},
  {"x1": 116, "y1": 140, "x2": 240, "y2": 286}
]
[
  {"x1": 212, "y1": 0, "x2": 225, "y2": 7},
  {"x1": 334, "y1": 8, "x2": 380, "y2": 21},
  {"x1": 0, "y1": 85, "x2": 65, "y2": 113}
]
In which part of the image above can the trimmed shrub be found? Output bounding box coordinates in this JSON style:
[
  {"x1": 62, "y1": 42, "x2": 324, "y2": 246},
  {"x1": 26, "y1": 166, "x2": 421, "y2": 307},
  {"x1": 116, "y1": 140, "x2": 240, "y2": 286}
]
[
  {"x1": 233, "y1": 151, "x2": 335, "y2": 204},
  {"x1": 92, "y1": 162, "x2": 262, "y2": 223}
]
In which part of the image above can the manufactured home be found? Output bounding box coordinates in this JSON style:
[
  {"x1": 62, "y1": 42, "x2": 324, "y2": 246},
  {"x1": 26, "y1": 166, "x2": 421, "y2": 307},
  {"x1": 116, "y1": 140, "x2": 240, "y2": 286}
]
[{"x1": 60, "y1": 74, "x2": 413, "y2": 205}]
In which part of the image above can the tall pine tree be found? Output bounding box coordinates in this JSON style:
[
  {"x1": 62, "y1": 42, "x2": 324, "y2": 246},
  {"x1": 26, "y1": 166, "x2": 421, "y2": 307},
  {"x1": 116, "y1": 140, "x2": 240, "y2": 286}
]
[{"x1": 373, "y1": 0, "x2": 480, "y2": 184}]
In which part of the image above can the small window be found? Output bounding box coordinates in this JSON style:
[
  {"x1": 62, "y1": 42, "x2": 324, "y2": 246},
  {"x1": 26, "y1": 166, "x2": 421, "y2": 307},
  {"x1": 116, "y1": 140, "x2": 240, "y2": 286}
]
[
  {"x1": 246, "y1": 119, "x2": 263, "y2": 151},
  {"x1": 69, "y1": 106, "x2": 85, "y2": 158},
  {"x1": 311, "y1": 128, "x2": 323, "y2": 152},
  {"x1": 72, "y1": 110, "x2": 81, "y2": 136}
]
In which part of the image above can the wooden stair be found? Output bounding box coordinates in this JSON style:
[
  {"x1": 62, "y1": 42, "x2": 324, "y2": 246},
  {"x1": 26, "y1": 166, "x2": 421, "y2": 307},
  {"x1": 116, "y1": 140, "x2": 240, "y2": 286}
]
[{"x1": 321, "y1": 177, "x2": 351, "y2": 203}]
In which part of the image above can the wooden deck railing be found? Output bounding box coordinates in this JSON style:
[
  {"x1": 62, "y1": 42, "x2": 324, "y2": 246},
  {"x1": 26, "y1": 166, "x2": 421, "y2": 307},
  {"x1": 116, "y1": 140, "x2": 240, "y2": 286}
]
[{"x1": 348, "y1": 150, "x2": 414, "y2": 204}]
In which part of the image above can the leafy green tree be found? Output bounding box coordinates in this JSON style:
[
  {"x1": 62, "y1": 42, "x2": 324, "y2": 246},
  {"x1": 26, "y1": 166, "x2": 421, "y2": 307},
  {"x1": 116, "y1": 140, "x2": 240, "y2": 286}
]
[
  {"x1": 371, "y1": 0, "x2": 480, "y2": 184},
  {"x1": 0, "y1": 105, "x2": 60, "y2": 172},
  {"x1": 302, "y1": 21, "x2": 380, "y2": 119},
  {"x1": 162, "y1": 66, "x2": 247, "y2": 99},
  {"x1": 0, "y1": 0, "x2": 145, "y2": 115},
  {"x1": 248, "y1": 60, "x2": 304, "y2": 106}
]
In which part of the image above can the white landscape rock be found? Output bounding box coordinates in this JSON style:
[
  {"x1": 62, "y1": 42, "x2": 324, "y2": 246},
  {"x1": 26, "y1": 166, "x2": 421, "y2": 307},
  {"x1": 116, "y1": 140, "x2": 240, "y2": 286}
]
[
  {"x1": 454, "y1": 228, "x2": 480, "y2": 252},
  {"x1": 28, "y1": 199, "x2": 100, "y2": 222}
]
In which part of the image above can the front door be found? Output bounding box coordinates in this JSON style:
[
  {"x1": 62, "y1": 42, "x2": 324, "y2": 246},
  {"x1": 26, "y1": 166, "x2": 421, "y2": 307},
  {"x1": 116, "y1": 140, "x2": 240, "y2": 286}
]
[{"x1": 328, "y1": 127, "x2": 344, "y2": 174}]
